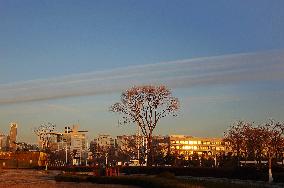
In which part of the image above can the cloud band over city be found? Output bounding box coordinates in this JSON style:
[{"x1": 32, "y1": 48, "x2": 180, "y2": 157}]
[{"x1": 0, "y1": 49, "x2": 283, "y2": 105}]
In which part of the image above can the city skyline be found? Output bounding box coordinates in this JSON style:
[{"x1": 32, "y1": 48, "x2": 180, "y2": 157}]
[{"x1": 1, "y1": 1, "x2": 284, "y2": 143}]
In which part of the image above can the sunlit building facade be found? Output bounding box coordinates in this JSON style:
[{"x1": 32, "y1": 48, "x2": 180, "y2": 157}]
[
  {"x1": 169, "y1": 135, "x2": 228, "y2": 159},
  {"x1": 70, "y1": 125, "x2": 87, "y2": 165},
  {"x1": 116, "y1": 135, "x2": 136, "y2": 153},
  {"x1": 9, "y1": 123, "x2": 18, "y2": 151},
  {"x1": 95, "y1": 134, "x2": 116, "y2": 150},
  {"x1": 0, "y1": 134, "x2": 8, "y2": 151},
  {"x1": 0, "y1": 123, "x2": 18, "y2": 152},
  {"x1": 40, "y1": 124, "x2": 88, "y2": 165},
  {"x1": 0, "y1": 151, "x2": 47, "y2": 168}
]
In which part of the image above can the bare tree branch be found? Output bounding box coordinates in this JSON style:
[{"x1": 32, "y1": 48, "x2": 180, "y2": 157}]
[{"x1": 110, "y1": 85, "x2": 180, "y2": 166}]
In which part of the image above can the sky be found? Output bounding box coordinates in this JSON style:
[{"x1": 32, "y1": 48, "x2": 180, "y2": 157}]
[{"x1": 0, "y1": 0, "x2": 284, "y2": 143}]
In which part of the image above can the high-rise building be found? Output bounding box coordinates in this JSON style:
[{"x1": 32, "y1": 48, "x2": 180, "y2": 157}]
[
  {"x1": 9, "y1": 123, "x2": 17, "y2": 151},
  {"x1": 70, "y1": 125, "x2": 87, "y2": 163},
  {"x1": 0, "y1": 134, "x2": 8, "y2": 151}
]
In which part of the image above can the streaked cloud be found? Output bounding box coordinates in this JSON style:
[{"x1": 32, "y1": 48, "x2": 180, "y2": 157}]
[
  {"x1": 0, "y1": 49, "x2": 283, "y2": 104},
  {"x1": 183, "y1": 95, "x2": 241, "y2": 104},
  {"x1": 44, "y1": 103, "x2": 79, "y2": 113}
]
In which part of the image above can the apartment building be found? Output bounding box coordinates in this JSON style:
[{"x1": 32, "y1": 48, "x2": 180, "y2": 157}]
[{"x1": 94, "y1": 134, "x2": 116, "y2": 151}]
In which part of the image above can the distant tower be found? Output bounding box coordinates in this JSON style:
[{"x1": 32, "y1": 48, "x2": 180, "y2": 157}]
[{"x1": 9, "y1": 122, "x2": 18, "y2": 151}]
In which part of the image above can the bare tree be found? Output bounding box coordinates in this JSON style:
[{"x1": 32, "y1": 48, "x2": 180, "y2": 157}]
[
  {"x1": 34, "y1": 122, "x2": 56, "y2": 170},
  {"x1": 34, "y1": 122, "x2": 56, "y2": 151},
  {"x1": 224, "y1": 121, "x2": 248, "y2": 166},
  {"x1": 225, "y1": 120, "x2": 284, "y2": 183},
  {"x1": 261, "y1": 120, "x2": 284, "y2": 183},
  {"x1": 110, "y1": 85, "x2": 179, "y2": 166}
]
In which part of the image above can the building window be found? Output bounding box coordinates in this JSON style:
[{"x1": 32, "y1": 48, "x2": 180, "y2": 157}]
[{"x1": 184, "y1": 145, "x2": 190, "y2": 150}]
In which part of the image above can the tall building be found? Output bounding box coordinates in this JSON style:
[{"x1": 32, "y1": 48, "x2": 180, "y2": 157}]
[
  {"x1": 9, "y1": 123, "x2": 17, "y2": 152},
  {"x1": 70, "y1": 125, "x2": 87, "y2": 164},
  {"x1": 0, "y1": 134, "x2": 8, "y2": 151}
]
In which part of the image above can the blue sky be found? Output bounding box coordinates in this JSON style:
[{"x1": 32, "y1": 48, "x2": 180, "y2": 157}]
[{"x1": 0, "y1": 1, "x2": 284, "y2": 143}]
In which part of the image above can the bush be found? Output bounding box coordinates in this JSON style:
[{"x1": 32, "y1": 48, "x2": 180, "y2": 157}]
[
  {"x1": 55, "y1": 174, "x2": 88, "y2": 182},
  {"x1": 121, "y1": 166, "x2": 284, "y2": 182},
  {"x1": 56, "y1": 174, "x2": 192, "y2": 188},
  {"x1": 273, "y1": 172, "x2": 284, "y2": 183},
  {"x1": 156, "y1": 171, "x2": 176, "y2": 179},
  {"x1": 55, "y1": 174, "x2": 272, "y2": 188}
]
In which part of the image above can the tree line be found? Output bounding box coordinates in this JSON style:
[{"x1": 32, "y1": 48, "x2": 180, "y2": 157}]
[{"x1": 224, "y1": 120, "x2": 284, "y2": 182}]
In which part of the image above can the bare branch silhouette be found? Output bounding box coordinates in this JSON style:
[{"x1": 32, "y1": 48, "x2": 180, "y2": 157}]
[{"x1": 110, "y1": 85, "x2": 179, "y2": 166}]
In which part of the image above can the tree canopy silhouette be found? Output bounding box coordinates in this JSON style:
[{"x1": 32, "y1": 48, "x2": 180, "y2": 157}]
[
  {"x1": 224, "y1": 120, "x2": 284, "y2": 183},
  {"x1": 110, "y1": 85, "x2": 179, "y2": 166}
]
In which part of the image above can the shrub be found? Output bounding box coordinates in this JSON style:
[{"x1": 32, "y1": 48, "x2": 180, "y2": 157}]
[
  {"x1": 156, "y1": 171, "x2": 176, "y2": 179},
  {"x1": 121, "y1": 166, "x2": 284, "y2": 182}
]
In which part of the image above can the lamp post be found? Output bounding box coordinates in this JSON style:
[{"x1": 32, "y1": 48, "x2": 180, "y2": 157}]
[
  {"x1": 105, "y1": 153, "x2": 108, "y2": 166},
  {"x1": 65, "y1": 143, "x2": 68, "y2": 165}
]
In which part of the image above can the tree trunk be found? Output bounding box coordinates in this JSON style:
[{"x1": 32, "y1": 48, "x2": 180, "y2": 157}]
[
  {"x1": 237, "y1": 150, "x2": 240, "y2": 167},
  {"x1": 147, "y1": 133, "x2": 153, "y2": 166}
]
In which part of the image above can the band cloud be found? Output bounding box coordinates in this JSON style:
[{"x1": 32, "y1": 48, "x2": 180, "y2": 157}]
[{"x1": 0, "y1": 49, "x2": 283, "y2": 104}]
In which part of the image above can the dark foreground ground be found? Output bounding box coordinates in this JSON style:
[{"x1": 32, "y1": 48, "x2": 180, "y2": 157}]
[
  {"x1": 1, "y1": 169, "x2": 283, "y2": 188},
  {"x1": 0, "y1": 169, "x2": 139, "y2": 188}
]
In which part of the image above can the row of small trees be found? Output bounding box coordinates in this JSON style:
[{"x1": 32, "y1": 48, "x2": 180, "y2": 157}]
[{"x1": 224, "y1": 120, "x2": 284, "y2": 182}]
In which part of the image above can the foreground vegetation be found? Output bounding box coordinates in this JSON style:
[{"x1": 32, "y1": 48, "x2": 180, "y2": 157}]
[
  {"x1": 121, "y1": 166, "x2": 284, "y2": 183},
  {"x1": 49, "y1": 165, "x2": 284, "y2": 183},
  {"x1": 55, "y1": 172, "x2": 281, "y2": 188}
]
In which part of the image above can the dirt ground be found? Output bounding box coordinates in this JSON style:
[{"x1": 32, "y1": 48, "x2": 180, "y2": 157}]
[{"x1": 0, "y1": 169, "x2": 139, "y2": 188}]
